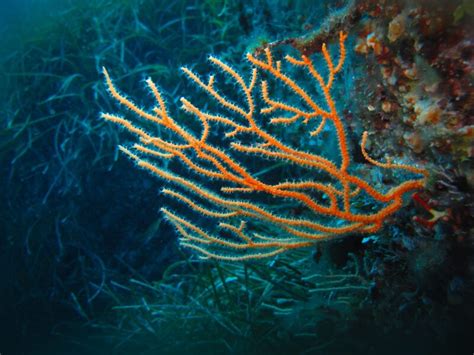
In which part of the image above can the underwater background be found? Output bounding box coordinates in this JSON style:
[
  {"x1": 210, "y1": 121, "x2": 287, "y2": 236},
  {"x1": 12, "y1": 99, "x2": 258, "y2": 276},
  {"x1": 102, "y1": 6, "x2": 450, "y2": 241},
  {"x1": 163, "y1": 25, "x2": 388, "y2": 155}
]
[{"x1": 0, "y1": 0, "x2": 473, "y2": 354}]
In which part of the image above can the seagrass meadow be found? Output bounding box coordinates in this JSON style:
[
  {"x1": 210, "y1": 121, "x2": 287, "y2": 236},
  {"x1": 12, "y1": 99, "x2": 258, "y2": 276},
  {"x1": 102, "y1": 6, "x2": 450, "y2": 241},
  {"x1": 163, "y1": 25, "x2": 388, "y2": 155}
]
[{"x1": 0, "y1": 0, "x2": 473, "y2": 354}]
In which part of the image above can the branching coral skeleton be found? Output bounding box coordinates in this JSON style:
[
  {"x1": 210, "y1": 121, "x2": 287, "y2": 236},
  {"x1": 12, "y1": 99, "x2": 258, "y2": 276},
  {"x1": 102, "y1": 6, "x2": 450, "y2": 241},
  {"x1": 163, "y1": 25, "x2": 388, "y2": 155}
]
[{"x1": 102, "y1": 32, "x2": 428, "y2": 261}]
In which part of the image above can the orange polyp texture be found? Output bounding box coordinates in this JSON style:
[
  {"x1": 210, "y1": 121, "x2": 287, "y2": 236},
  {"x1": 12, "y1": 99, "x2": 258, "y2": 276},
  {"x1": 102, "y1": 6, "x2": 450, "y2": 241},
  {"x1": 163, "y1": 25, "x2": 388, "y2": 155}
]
[{"x1": 102, "y1": 32, "x2": 428, "y2": 261}]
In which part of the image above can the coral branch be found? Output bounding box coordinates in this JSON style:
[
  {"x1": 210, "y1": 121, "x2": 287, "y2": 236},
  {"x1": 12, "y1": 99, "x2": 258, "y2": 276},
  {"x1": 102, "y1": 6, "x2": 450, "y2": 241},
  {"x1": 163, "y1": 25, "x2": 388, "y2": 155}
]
[{"x1": 102, "y1": 32, "x2": 428, "y2": 260}]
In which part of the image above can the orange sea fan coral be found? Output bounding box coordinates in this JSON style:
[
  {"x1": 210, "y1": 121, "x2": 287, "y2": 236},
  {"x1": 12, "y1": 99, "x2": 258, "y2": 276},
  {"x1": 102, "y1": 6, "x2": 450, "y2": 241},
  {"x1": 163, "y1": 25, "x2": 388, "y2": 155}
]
[{"x1": 102, "y1": 32, "x2": 428, "y2": 261}]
